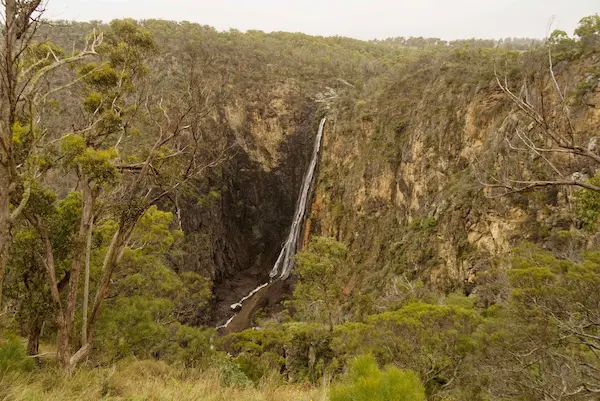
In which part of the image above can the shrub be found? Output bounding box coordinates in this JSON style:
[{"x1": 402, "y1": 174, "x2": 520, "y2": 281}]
[
  {"x1": 215, "y1": 357, "x2": 253, "y2": 388},
  {"x1": 330, "y1": 354, "x2": 425, "y2": 401},
  {"x1": 577, "y1": 172, "x2": 600, "y2": 230},
  {"x1": 226, "y1": 321, "x2": 331, "y2": 383},
  {"x1": 331, "y1": 302, "x2": 482, "y2": 395},
  {"x1": 0, "y1": 334, "x2": 35, "y2": 375}
]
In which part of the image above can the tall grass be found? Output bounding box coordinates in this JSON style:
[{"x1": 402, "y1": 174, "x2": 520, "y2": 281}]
[{"x1": 0, "y1": 359, "x2": 328, "y2": 401}]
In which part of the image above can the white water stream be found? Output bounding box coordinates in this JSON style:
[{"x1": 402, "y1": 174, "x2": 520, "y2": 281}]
[{"x1": 216, "y1": 117, "x2": 327, "y2": 330}]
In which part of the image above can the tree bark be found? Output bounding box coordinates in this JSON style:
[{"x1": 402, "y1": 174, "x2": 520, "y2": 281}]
[
  {"x1": 81, "y1": 215, "x2": 93, "y2": 346},
  {"x1": 38, "y1": 224, "x2": 70, "y2": 365},
  {"x1": 0, "y1": 166, "x2": 10, "y2": 308},
  {"x1": 68, "y1": 223, "x2": 132, "y2": 371},
  {"x1": 0, "y1": 0, "x2": 18, "y2": 310},
  {"x1": 27, "y1": 314, "x2": 44, "y2": 356},
  {"x1": 56, "y1": 180, "x2": 95, "y2": 366}
]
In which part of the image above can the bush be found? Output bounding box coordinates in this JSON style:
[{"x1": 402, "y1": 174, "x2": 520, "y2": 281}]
[
  {"x1": 330, "y1": 354, "x2": 425, "y2": 401},
  {"x1": 332, "y1": 302, "x2": 481, "y2": 394},
  {"x1": 215, "y1": 357, "x2": 253, "y2": 388},
  {"x1": 227, "y1": 321, "x2": 331, "y2": 383},
  {"x1": 0, "y1": 334, "x2": 35, "y2": 375}
]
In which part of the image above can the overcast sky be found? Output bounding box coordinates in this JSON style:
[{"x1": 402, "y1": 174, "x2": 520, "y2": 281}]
[{"x1": 44, "y1": 0, "x2": 598, "y2": 40}]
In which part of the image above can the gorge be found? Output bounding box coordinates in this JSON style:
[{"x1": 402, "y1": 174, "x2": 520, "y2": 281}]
[
  {"x1": 1, "y1": 7, "x2": 600, "y2": 400},
  {"x1": 216, "y1": 117, "x2": 326, "y2": 331}
]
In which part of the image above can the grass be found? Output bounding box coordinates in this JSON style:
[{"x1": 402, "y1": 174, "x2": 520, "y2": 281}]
[{"x1": 0, "y1": 359, "x2": 328, "y2": 401}]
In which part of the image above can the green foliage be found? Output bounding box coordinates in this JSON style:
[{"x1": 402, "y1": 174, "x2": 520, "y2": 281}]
[
  {"x1": 82, "y1": 91, "x2": 103, "y2": 113},
  {"x1": 227, "y1": 322, "x2": 332, "y2": 383},
  {"x1": 292, "y1": 237, "x2": 349, "y2": 327},
  {"x1": 225, "y1": 244, "x2": 600, "y2": 399},
  {"x1": 0, "y1": 334, "x2": 34, "y2": 375},
  {"x1": 23, "y1": 41, "x2": 66, "y2": 71},
  {"x1": 330, "y1": 355, "x2": 425, "y2": 401},
  {"x1": 576, "y1": 172, "x2": 600, "y2": 229},
  {"x1": 549, "y1": 30, "x2": 570, "y2": 45},
  {"x1": 409, "y1": 216, "x2": 437, "y2": 232},
  {"x1": 176, "y1": 271, "x2": 212, "y2": 324},
  {"x1": 197, "y1": 188, "x2": 222, "y2": 208},
  {"x1": 60, "y1": 135, "x2": 86, "y2": 160},
  {"x1": 95, "y1": 296, "x2": 218, "y2": 365},
  {"x1": 509, "y1": 243, "x2": 600, "y2": 315},
  {"x1": 471, "y1": 244, "x2": 600, "y2": 400},
  {"x1": 575, "y1": 14, "x2": 600, "y2": 52},
  {"x1": 388, "y1": 216, "x2": 439, "y2": 277},
  {"x1": 94, "y1": 206, "x2": 212, "y2": 365},
  {"x1": 4, "y1": 12, "x2": 600, "y2": 400},
  {"x1": 216, "y1": 357, "x2": 253, "y2": 388},
  {"x1": 103, "y1": 19, "x2": 157, "y2": 68},
  {"x1": 548, "y1": 29, "x2": 579, "y2": 60},
  {"x1": 573, "y1": 79, "x2": 596, "y2": 103},
  {"x1": 164, "y1": 325, "x2": 218, "y2": 368},
  {"x1": 75, "y1": 147, "x2": 119, "y2": 185},
  {"x1": 79, "y1": 62, "x2": 119, "y2": 89},
  {"x1": 357, "y1": 303, "x2": 480, "y2": 393},
  {"x1": 359, "y1": 113, "x2": 374, "y2": 122},
  {"x1": 11, "y1": 121, "x2": 32, "y2": 147},
  {"x1": 95, "y1": 296, "x2": 173, "y2": 360}
]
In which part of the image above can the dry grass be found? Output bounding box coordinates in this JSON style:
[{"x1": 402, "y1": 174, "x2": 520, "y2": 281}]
[{"x1": 0, "y1": 360, "x2": 329, "y2": 401}]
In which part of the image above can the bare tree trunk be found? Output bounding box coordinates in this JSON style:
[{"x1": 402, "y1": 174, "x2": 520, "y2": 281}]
[
  {"x1": 68, "y1": 224, "x2": 131, "y2": 370},
  {"x1": 0, "y1": 0, "x2": 18, "y2": 310},
  {"x1": 37, "y1": 222, "x2": 70, "y2": 366},
  {"x1": 27, "y1": 314, "x2": 44, "y2": 356},
  {"x1": 57, "y1": 180, "x2": 95, "y2": 366},
  {"x1": 81, "y1": 215, "x2": 93, "y2": 345},
  {"x1": 0, "y1": 169, "x2": 10, "y2": 308}
]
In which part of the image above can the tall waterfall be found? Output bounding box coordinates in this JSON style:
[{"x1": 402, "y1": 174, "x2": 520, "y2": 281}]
[
  {"x1": 217, "y1": 117, "x2": 326, "y2": 330},
  {"x1": 269, "y1": 117, "x2": 326, "y2": 280}
]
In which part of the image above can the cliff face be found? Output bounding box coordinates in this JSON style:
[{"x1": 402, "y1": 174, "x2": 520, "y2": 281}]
[
  {"x1": 48, "y1": 21, "x2": 597, "y2": 326},
  {"x1": 309, "y1": 53, "x2": 600, "y2": 304},
  {"x1": 188, "y1": 49, "x2": 600, "y2": 326},
  {"x1": 176, "y1": 85, "x2": 321, "y2": 324}
]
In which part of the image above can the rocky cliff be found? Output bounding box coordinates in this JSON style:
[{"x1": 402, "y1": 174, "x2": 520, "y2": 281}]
[
  {"x1": 181, "y1": 45, "x2": 600, "y2": 327},
  {"x1": 45, "y1": 21, "x2": 600, "y2": 327},
  {"x1": 308, "y1": 51, "x2": 600, "y2": 313}
]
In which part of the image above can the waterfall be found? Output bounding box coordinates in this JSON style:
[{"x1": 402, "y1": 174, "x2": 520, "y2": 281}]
[
  {"x1": 269, "y1": 117, "x2": 326, "y2": 280},
  {"x1": 216, "y1": 117, "x2": 326, "y2": 330}
]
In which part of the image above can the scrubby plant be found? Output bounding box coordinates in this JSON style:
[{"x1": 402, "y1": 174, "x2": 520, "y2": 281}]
[
  {"x1": 577, "y1": 172, "x2": 600, "y2": 229},
  {"x1": 291, "y1": 237, "x2": 351, "y2": 329},
  {"x1": 330, "y1": 354, "x2": 425, "y2": 401},
  {"x1": 0, "y1": 334, "x2": 35, "y2": 376},
  {"x1": 216, "y1": 357, "x2": 253, "y2": 388}
]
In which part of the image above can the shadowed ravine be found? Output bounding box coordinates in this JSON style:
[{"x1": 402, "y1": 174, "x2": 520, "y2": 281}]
[{"x1": 217, "y1": 117, "x2": 327, "y2": 332}]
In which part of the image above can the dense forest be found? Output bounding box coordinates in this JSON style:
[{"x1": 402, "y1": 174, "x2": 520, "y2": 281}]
[{"x1": 1, "y1": 1, "x2": 600, "y2": 399}]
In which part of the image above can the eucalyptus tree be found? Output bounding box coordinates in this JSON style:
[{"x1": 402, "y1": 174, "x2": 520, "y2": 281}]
[
  {"x1": 0, "y1": 0, "x2": 101, "y2": 306},
  {"x1": 1, "y1": 2, "x2": 229, "y2": 369},
  {"x1": 18, "y1": 19, "x2": 230, "y2": 369}
]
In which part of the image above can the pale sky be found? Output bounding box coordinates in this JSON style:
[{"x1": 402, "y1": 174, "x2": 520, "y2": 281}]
[{"x1": 44, "y1": 0, "x2": 598, "y2": 41}]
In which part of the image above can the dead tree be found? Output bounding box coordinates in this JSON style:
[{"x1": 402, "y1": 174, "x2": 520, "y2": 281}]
[{"x1": 475, "y1": 42, "x2": 600, "y2": 197}]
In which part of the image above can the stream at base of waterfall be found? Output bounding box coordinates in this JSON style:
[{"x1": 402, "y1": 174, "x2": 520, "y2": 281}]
[{"x1": 216, "y1": 117, "x2": 326, "y2": 330}]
